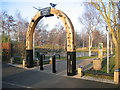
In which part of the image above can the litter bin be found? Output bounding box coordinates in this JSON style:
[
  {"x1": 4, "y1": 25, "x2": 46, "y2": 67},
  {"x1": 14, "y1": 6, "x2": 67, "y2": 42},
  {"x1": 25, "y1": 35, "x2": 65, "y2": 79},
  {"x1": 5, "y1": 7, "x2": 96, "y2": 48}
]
[{"x1": 93, "y1": 58, "x2": 101, "y2": 70}]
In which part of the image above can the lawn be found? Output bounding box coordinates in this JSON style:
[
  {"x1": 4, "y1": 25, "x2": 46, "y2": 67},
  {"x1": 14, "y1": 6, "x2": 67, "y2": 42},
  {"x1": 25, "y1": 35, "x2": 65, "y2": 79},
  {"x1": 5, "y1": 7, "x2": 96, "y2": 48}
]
[
  {"x1": 84, "y1": 73, "x2": 114, "y2": 79},
  {"x1": 56, "y1": 56, "x2": 97, "y2": 60},
  {"x1": 85, "y1": 55, "x2": 115, "y2": 74},
  {"x1": 101, "y1": 56, "x2": 115, "y2": 73},
  {"x1": 76, "y1": 47, "x2": 107, "y2": 53},
  {"x1": 84, "y1": 55, "x2": 115, "y2": 79},
  {"x1": 76, "y1": 56, "x2": 97, "y2": 60}
]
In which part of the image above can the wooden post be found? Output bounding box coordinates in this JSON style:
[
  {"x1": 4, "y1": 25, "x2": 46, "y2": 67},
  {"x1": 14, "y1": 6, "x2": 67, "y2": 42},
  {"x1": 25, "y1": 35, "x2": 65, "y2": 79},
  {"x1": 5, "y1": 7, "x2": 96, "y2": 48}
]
[
  {"x1": 78, "y1": 66, "x2": 83, "y2": 78},
  {"x1": 114, "y1": 69, "x2": 120, "y2": 84},
  {"x1": 23, "y1": 59, "x2": 26, "y2": 68}
]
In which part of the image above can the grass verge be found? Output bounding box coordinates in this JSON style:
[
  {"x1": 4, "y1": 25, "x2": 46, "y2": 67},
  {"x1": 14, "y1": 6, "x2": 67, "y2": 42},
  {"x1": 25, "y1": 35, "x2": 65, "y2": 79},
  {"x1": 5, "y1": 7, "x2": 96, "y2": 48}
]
[{"x1": 84, "y1": 73, "x2": 113, "y2": 80}]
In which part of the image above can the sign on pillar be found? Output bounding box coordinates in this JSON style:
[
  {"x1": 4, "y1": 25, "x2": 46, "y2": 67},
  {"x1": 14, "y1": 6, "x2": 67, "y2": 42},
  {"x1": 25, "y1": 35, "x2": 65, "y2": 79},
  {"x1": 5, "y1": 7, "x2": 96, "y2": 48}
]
[{"x1": 98, "y1": 43, "x2": 103, "y2": 61}]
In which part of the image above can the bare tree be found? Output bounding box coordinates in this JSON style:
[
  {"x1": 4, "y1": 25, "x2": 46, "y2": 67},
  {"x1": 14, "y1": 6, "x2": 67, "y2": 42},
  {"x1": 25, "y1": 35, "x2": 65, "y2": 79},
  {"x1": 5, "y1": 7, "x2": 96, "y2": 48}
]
[
  {"x1": 45, "y1": 23, "x2": 66, "y2": 51},
  {"x1": 90, "y1": 0, "x2": 120, "y2": 75},
  {"x1": 10, "y1": 11, "x2": 29, "y2": 58},
  {"x1": 35, "y1": 20, "x2": 49, "y2": 46},
  {"x1": 79, "y1": 3, "x2": 102, "y2": 56},
  {"x1": 1, "y1": 11, "x2": 16, "y2": 42},
  {"x1": 14, "y1": 11, "x2": 29, "y2": 42},
  {"x1": 92, "y1": 29, "x2": 105, "y2": 47}
]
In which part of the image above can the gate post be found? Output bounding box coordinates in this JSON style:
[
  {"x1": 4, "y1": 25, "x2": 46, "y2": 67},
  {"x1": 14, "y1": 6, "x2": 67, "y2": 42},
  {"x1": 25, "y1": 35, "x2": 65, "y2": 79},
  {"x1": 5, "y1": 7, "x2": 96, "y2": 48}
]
[
  {"x1": 26, "y1": 50, "x2": 33, "y2": 68},
  {"x1": 67, "y1": 52, "x2": 76, "y2": 76}
]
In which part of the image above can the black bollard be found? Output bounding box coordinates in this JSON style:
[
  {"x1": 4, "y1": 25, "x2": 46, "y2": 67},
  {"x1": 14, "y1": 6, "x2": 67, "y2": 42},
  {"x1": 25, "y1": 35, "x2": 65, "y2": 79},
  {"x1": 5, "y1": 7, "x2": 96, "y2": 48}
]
[
  {"x1": 40, "y1": 55, "x2": 44, "y2": 70},
  {"x1": 43, "y1": 54, "x2": 45, "y2": 60},
  {"x1": 36, "y1": 52, "x2": 39, "y2": 58},
  {"x1": 59, "y1": 54, "x2": 60, "y2": 59},
  {"x1": 52, "y1": 55, "x2": 56, "y2": 73}
]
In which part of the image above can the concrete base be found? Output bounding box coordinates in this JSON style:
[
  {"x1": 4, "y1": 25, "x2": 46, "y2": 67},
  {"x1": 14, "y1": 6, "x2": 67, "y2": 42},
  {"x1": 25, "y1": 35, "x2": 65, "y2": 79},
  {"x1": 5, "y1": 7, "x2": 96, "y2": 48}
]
[
  {"x1": 93, "y1": 59, "x2": 101, "y2": 70},
  {"x1": 114, "y1": 71, "x2": 120, "y2": 84}
]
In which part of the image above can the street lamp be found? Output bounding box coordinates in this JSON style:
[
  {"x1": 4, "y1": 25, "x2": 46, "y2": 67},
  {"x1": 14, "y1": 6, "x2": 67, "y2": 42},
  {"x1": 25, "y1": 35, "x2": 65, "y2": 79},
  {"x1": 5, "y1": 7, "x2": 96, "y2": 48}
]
[{"x1": 106, "y1": 26, "x2": 109, "y2": 73}]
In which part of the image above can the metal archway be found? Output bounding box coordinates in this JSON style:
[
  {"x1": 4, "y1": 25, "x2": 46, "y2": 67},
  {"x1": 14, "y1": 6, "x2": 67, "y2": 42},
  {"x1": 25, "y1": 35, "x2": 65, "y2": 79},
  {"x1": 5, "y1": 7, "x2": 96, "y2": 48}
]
[{"x1": 26, "y1": 7, "x2": 76, "y2": 76}]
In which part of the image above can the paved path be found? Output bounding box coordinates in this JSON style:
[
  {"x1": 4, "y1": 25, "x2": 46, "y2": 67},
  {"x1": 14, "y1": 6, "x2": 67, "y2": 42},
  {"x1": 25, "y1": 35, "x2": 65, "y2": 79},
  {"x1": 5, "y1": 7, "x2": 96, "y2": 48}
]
[
  {"x1": 27, "y1": 59, "x2": 93, "y2": 76},
  {"x1": 2, "y1": 63, "x2": 120, "y2": 89},
  {"x1": 6, "y1": 58, "x2": 115, "y2": 84}
]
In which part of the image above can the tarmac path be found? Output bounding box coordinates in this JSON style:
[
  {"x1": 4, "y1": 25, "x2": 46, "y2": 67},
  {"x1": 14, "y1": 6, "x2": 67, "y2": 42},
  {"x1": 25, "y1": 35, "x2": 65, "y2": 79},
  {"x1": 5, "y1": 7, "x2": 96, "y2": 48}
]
[{"x1": 2, "y1": 62, "x2": 120, "y2": 89}]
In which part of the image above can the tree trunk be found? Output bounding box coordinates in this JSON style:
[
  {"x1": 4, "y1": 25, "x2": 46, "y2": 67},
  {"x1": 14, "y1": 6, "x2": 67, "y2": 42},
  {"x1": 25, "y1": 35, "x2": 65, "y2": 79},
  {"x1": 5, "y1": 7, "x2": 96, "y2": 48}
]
[
  {"x1": 108, "y1": 23, "x2": 120, "y2": 71},
  {"x1": 114, "y1": 43, "x2": 120, "y2": 70},
  {"x1": 83, "y1": 39, "x2": 84, "y2": 49},
  {"x1": 110, "y1": 41, "x2": 113, "y2": 55},
  {"x1": 89, "y1": 35, "x2": 91, "y2": 56}
]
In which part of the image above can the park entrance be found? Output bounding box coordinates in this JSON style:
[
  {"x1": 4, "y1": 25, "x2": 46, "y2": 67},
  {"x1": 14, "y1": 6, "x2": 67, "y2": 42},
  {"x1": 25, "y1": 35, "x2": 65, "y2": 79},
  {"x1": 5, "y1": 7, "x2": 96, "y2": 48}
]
[{"x1": 26, "y1": 7, "x2": 76, "y2": 76}]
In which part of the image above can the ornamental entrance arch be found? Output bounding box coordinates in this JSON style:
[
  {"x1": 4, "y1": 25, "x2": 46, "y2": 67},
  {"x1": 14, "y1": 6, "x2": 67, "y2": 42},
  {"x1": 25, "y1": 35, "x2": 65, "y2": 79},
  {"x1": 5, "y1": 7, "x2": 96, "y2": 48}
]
[{"x1": 26, "y1": 7, "x2": 76, "y2": 76}]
